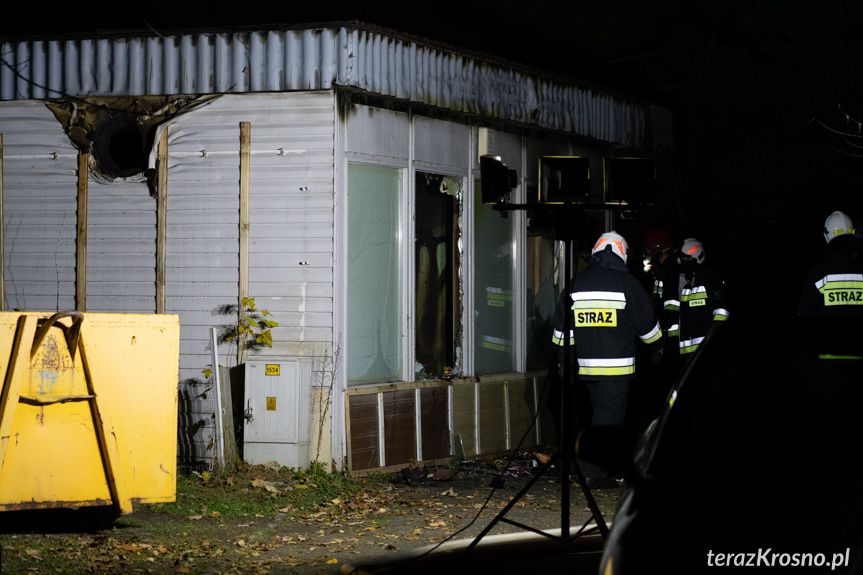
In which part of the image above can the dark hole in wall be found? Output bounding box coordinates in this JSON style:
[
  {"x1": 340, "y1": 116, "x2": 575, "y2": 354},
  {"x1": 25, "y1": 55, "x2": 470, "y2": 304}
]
[{"x1": 91, "y1": 115, "x2": 148, "y2": 179}]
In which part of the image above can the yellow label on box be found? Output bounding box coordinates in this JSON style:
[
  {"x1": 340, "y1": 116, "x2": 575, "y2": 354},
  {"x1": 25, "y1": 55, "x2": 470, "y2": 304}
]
[
  {"x1": 265, "y1": 364, "x2": 280, "y2": 376},
  {"x1": 266, "y1": 397, "x2": 276, "y2": 411}
]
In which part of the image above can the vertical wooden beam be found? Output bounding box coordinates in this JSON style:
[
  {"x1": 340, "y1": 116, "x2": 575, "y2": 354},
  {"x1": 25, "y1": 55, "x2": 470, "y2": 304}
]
[
  {"x1": 156, "y1": 127, "x2": 169, "y2": 314},
  {"x1": 0, "y1": 134, "x2": 4, "y2": 311},
  {"x1": 238, "y1": 122, "x2": 251, "y2": 365},
  {"x1": 76, "y1": 152, "x2": 88, "y2": 312}
]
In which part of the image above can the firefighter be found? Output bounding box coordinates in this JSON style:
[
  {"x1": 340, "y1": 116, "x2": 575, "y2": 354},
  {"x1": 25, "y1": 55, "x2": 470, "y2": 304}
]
[
  {"x1": 641, "y1": 227, "x2": 676, "y2": 306},
  {"x1": 636, "y1": 227, "x2": 680, "y2": 423},
  {"x1": 552, "y1": 231, "x2": 664, "y2": 489},
  {"x1": 798, "y1": 210, "x2": 863, "y2": 316},
  {"x1": 640, "y1": 228, "x2": 681, "y2": 349},
  {"x1": 675, "y1": 238, "x2": 730, "y2": 356}
]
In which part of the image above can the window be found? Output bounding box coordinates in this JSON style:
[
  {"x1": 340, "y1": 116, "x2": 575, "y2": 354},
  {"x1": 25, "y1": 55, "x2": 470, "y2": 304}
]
[
  {"x1": 347, "y1": 164, "x2": 402, "y2": 384},
  {"x1": 349, "y1": 164, "x2": 527, "y2": 384},
  {"x1": 414, "y1": 172, "x2": 462, "y2": 379},
  {"x1": 474, "y1": 179, "x2": 515, "y2": 374}
]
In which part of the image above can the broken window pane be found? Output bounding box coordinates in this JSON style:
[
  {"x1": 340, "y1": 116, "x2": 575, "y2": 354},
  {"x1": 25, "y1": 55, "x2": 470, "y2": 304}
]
[{"x1": 415, "y1": 172, "x2": 462, "y2": 379}]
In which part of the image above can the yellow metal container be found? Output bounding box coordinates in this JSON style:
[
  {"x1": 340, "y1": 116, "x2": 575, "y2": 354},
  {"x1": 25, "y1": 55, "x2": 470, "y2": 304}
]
[{"x1": 0, "y1": 311, "x2": 180, "y2": 515}]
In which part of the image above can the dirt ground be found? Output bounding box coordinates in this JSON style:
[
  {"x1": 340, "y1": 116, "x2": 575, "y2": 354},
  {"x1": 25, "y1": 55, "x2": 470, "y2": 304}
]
[{"x1": 0, "y1": 455, "x2": 620, "y2": 575}]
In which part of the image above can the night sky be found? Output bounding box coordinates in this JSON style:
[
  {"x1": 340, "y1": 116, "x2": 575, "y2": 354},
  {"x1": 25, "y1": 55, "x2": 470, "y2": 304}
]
[{"x1": 4, "y1": 0, "x2": 863, "y2": 320}]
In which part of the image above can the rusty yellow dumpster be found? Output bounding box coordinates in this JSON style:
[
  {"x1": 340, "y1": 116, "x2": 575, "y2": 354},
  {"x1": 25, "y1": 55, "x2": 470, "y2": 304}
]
[{"x1": 0, "y1": 311, "x2": 180, "y2": 517}]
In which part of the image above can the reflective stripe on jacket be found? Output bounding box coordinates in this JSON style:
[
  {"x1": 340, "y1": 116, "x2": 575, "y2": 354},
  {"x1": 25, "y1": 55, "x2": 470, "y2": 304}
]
[{"x1": 552, "y1": 252, "x2": 661, "y2": 380}]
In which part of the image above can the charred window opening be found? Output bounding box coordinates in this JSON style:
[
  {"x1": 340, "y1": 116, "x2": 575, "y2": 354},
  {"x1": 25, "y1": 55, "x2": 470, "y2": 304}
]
[
  {"x1": 415, "y1": 172, "x2": 462, "y2": 380},
  {"x1": 346, "y1": 166, "x2": 464, "y2": 386}
]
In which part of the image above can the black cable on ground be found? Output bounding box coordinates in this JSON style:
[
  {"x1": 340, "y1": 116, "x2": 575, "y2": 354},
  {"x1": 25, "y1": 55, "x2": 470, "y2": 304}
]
[{"x1": 343, "y1": 366, "x2": 597, "y2": 574}]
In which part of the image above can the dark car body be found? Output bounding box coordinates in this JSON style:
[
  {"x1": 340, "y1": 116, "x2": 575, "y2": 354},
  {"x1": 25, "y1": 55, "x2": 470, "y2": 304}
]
[{"x1": 578, "y1": 315, "x2": 863, "y2": 574}]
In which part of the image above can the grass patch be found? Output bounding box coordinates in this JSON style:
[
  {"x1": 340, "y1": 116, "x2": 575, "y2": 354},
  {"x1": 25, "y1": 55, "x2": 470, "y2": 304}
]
[{"x1": 142, "y1": 461, "x2": 393, "y2": 519}]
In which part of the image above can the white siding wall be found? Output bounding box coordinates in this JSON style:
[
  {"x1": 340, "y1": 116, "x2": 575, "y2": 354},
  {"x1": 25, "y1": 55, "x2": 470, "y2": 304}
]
[
  {"x1": 161, "y1": 92, "x2": 336, "y2": 466},
  {"x1": 160, "y1": 92, "x2": 336, "y2": 376},
  {"x1": 1, "y1": 101, "x2": 79, "y2": 313},
  {"x1": 86, "y1": 178, "x2": 157, "y2": 313},
  {"x1": 1, "y1": 93, "x2": 337, "y2": 468}
]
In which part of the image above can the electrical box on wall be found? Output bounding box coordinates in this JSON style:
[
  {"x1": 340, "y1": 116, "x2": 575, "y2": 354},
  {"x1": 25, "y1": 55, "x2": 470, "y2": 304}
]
[{"x1": 243, "y1": 358, "x2": 313, "y2": 469}]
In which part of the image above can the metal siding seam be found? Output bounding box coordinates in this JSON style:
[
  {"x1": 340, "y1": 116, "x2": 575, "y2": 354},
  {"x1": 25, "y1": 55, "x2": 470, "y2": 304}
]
[
  {"x1": 366, "y1": 32, "x2": 376, "y2": 92},
  {"x1": 433, "y1": 50, "x2": 442, "y2": 107},
  {"x1": 336, "y1": 28, "x2": 351, "y2": 87},
  {"x1": 302, "y1": 29, "x2": 315, "y2": 90},
  {"x1": 425, "y1": 48, "x2": 434, "y2": 106},
  {"x1": 394, "y1": 40, "x2": 404, "y2": 99},
  {"x1": 408, "y1": 42, "x2": 417, "y2": 101},
  {"x1": 215, "y1": 34, "x2": 230, "y2": 94},
  {"x1": 146, "y1": 37, "x2": 160, "y2": 95},
  {"x1": 321, "y1": 29, "x2": 334, "y2": 89},
  {"x1": 269, "y1": 31, "x2": 284, "y2": 91},
  {"x1": 441, "y1": 53, "x2": 452, "y2": 110},
  {"x1": 111, "y1": 39, "x2": 127, "y2": 94},
  {"x1": 372, "y1": 33, "x2": 382, "y2": 95},
  {"x1": 13, "y1": 43, "x2": 29, "y2": 99},
  {"x1": 231, "y1": 34, "x2": 246, "y2": 93},
  {"x1": 31, "y1": 42, "x2": 45, "y2": 99},
  {"x1": 391, "y1": 37, "x2": 400, "y2": 97},
  {"x1": 593, "y1": 93, "x2": 601, "y2": 140},
  {"x1": 1, "y1": 45, "x2": 10, "y2": 99},
  {"x1": 166, "y1": 37, "x2": 180, "y2": 95},
  {"x1": 385, "y1": 35, "x2": 395, "y2": 97},
  {"x1": 465, "y1": 59, "x2": 476, "y2": 114},
  {"x1": 285, "y1": 31, "x2": 299, "y2": 90},
  {"x1": 196, "y1": 34, "x2": 210, "y2": 95},
  {"x1": 250, "y1": 32, "x2": 264, "y2": 93},
  {"x1": 79, "y1": 40, "x2": 95, "y2": 95},
  {"x1": 180, "y1": 36, "x2": 193, "y2": 94},
  {"x1": 605, "y1": 95, "x2": 612, "y2": 142},
  {"x1": 48, "y1": 41, "x2": 63, "y2": 98},
  {"x1": 62, "y1": 41, "x2": 77, "y2": 96}
]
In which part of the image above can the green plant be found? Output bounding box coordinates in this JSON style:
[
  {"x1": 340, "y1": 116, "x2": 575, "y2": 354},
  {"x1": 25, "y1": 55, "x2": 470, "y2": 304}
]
[{"x1": 224, "y1": 297, "x2": 279, "y2": 349}]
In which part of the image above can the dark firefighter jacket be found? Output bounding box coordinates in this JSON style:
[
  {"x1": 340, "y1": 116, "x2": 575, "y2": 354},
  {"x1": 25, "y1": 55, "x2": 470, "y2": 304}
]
[
  {"x1": 798, "y1": 239, "x2": 863, "y2": 317},
  {"x1": 668, "y1": 264, "x2": 730, "y2": 354},
  {"x1": 552, "y1": 250, "x2": 663, "y2": 381}
]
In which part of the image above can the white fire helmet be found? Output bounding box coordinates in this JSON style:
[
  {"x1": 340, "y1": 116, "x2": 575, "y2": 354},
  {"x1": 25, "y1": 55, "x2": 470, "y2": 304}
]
[
  {"x1": 592, "y1": 231, "x2": 629, "y2": 263},
  {"x1": 680, "y1": 238, "x2": 705, "y2": 264},
  {"x1": 823, "y1": 210, "x2": 856, "y2": 243}
]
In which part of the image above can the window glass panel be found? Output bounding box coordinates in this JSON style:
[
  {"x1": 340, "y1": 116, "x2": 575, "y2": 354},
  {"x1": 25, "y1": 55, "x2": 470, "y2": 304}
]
[
  {"x1": 474, "y1": 179, "x2": 515, "y2": 374},
  {"x1": 415, "y1": 172, "x2": 462, "y2": 379},
  {"x1": 347, "y1": 164, "x2": 402, "y2": 385},
  {"x1": 526, "y1": 234, "x2": 561, "y2": 371}
]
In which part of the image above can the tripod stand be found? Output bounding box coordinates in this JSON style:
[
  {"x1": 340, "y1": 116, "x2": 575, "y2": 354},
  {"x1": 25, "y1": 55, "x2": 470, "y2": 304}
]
[{"x1": 462, "y1": 207, "x2": 610, "y2": 555}]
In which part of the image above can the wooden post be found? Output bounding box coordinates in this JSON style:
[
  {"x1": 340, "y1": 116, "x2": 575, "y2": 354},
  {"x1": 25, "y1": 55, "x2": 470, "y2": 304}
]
[
  {"x1": 156, "y1": 127, "x2": 169, "y2": 314},
  {"x1": 76, "y1": 152, "x2": 88, "y2": 312},
  {"x1": 238, "y1": 122, "x2": 251, "y2": 365}
]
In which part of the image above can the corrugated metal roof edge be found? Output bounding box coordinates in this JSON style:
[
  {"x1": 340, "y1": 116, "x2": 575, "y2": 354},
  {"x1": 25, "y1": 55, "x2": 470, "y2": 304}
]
[
  {"x1": 0, "y1": 19, "x2": 662, "y2": 109},
  {"x1": 0, "y1": 21, "x2": 670, "y2": 149}
]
